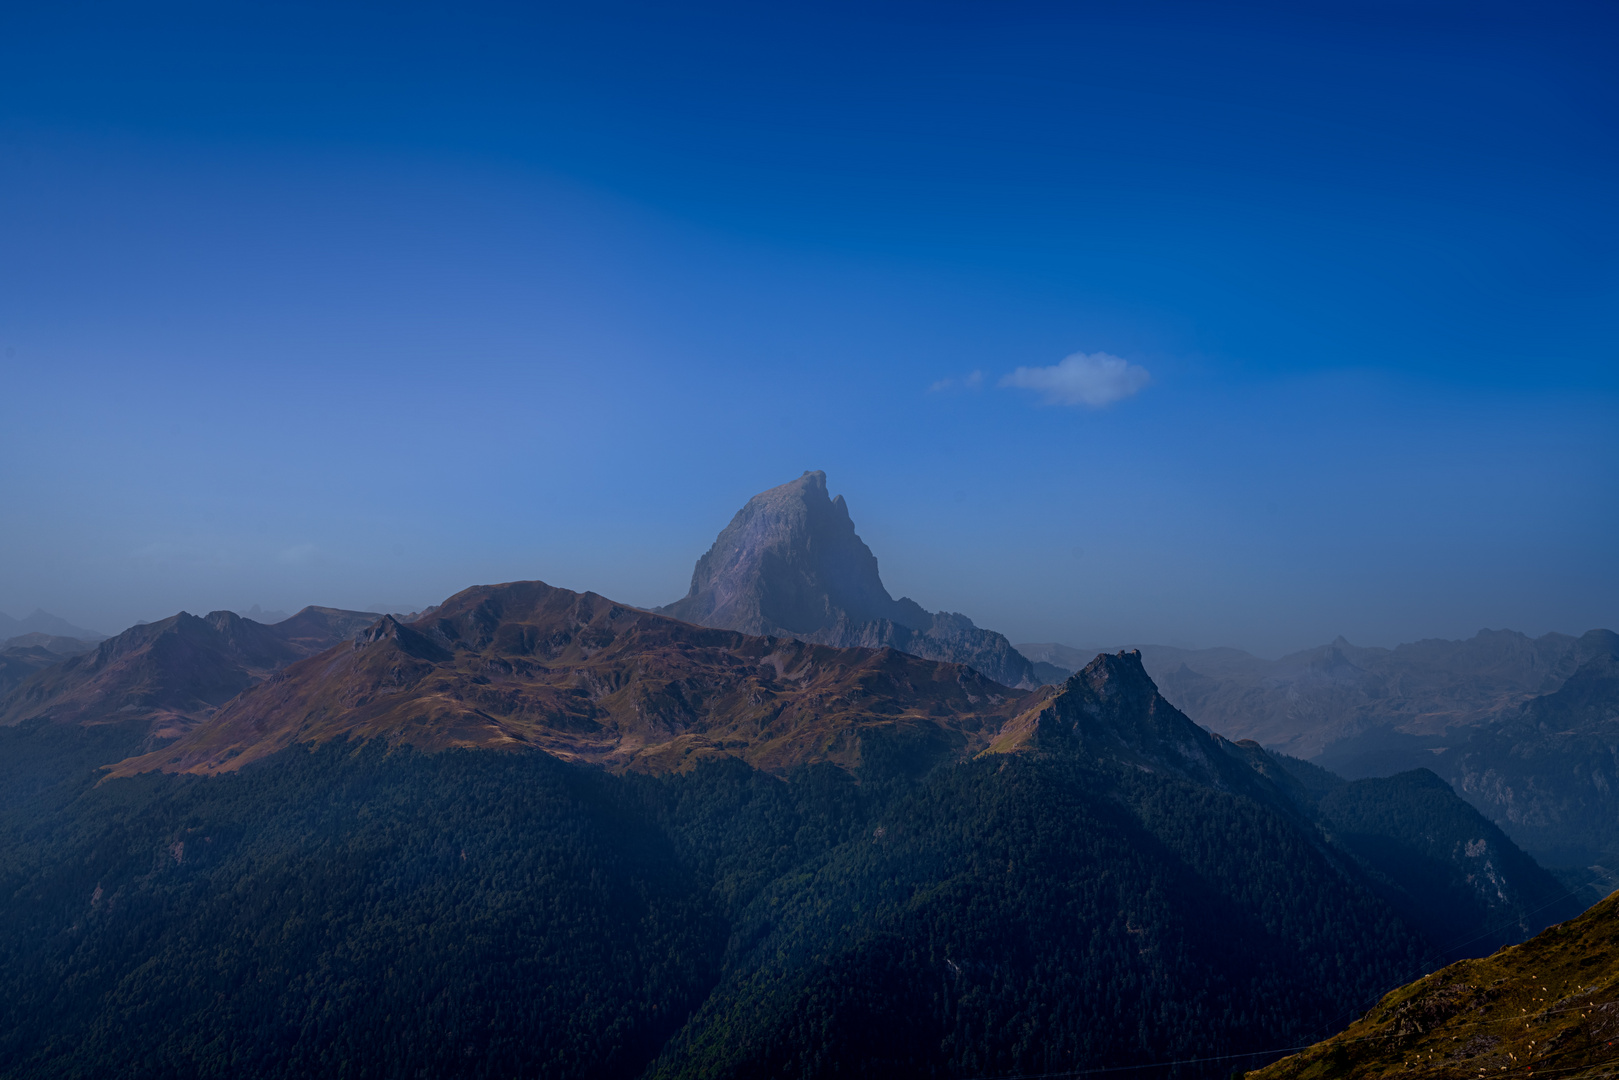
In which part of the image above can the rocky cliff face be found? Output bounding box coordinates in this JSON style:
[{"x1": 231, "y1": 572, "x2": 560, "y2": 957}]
[{"x1": 659, "y1": 471, "x2": 1037, "y2": 688}]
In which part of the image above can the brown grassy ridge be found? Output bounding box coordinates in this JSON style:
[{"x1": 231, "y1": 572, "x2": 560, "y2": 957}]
[
  {"x1": 1246, "y1": 890, "x2": 1619, "y2": 1080},
  {"x1": 104, "y1": 580, "x2": 1047, "y2": 779}
]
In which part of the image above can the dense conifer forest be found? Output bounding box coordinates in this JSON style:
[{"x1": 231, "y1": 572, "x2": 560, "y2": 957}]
[{"x1": 0, "y1": 714, "x2": 1578, "y2": 1080}]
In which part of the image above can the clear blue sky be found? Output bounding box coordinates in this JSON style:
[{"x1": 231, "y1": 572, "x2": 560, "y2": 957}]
[{"x1": 1, "y1": 1, "x2": 1614, "y2": 656}]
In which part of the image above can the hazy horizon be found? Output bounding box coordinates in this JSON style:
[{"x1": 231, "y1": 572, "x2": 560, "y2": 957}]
[{"x1": 3, "y1": 3, "x2": 1615, "y2": 658}]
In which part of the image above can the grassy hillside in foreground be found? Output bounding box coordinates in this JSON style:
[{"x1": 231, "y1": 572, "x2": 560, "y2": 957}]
[{"x1": 1247, "y1": 889, "x2": 1619, "y2": 1079}]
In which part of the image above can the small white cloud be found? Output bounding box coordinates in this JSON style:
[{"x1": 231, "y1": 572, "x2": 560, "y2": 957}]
[
  {"x1": 963, "y1": 369, "x2": 984, "y2": 389},
  {"x1": 999, "y1": 351, "x2": 1151, "y2": 408},
  {"x1": 277, "y1": 543, "x2": 317, "y2": 565},
  {"x1": 929, "y1": 376, "x2": 957, "y2": 393}
]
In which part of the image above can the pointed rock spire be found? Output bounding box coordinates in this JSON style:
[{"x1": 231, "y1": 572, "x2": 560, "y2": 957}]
[{"x1": 659, "y1": 472, "x2": 1038, "y2": 688}]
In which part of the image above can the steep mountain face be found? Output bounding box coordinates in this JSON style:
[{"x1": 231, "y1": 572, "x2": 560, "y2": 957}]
[
  {"x1": 0, "y1": 606, "x2": 381, "y2": 739},
  {"x1": 0, "y1": 592, "x2": 1579, "y2": 1080},
  {"x1": 1444, "y1": 634, "x2": 1619, "y2": 868},
  {"x1": 106, "y1": 580, "x2": 1036, "y2": 779},
  {"x1": 660, "y1": 471, "x2": 1038, "y2": 688},
  {"x1": 1249, "y1": 889, "x2": 1619, "y2": 1080}
]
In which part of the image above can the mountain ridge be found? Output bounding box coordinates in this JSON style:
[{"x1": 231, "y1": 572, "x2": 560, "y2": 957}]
[
  {"x1": 104, "y1": 580, "x2": 1038, "y2": 779},
  {"x1": 0, "y1": 605, "x2": 382, "y2": 740}
]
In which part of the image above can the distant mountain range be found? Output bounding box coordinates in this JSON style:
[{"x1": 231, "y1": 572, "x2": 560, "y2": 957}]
[
  {"x1": 0, "y1": 607, "x2": 105, "y2": 642},
  {"x1": 659, "y1": 471, "x2": 1038, "y2": 688}
]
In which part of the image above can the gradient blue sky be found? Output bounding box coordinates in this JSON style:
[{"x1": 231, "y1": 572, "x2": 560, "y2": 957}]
[{"x1": 1, "y1": 1, "x2": 1615, "y2": 656}]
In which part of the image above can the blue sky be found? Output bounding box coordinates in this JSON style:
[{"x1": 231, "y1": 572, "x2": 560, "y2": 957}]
[{"x1": 1, "y1": 1, "x2": 1614, "y2": 656}]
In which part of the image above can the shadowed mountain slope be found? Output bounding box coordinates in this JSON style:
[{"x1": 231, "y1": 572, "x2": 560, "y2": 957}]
[
  {"x1": 0, "y1": 606, "x2": 381, "y2": 740},
  {"x1": 1444, "y1": 633, "x2": 1619, "y2": 868},
  {"x1": 0, "y1": 646, "x2": 66, "y2": 699},
  {"x1": 990, "y1": 653, "x2": 1582, "y2": 959},
  {"x1": 106, "y1": 580, "x2": 1037, "y2": 779},
  {"x1": 1248, "y1": 888, "x2": 1619, "y2": 1080},
  {"x1": 660, "y1": 471, "x2": 1038, "y2": 688},
  {"x1": 1268, "y1": 759, "x2": 1580, "y2": 957}
]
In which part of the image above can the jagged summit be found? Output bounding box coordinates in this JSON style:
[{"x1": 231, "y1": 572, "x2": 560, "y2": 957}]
[
  {"x1": 659, "y1": 472, "x2": 1038, "y2": 688},
  {"x1": 989, "y1": 650, "x2": 1281, "y2": 796}
]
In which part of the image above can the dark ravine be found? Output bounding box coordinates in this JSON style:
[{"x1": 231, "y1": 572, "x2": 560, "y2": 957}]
[{"x1": 660, "y1": 471, "x2": 1040, "y2": 689}]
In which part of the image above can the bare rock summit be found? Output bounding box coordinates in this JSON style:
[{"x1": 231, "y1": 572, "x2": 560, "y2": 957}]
[{"x1": 659, "y1": 471, "x2": 1038, "y2": 688}]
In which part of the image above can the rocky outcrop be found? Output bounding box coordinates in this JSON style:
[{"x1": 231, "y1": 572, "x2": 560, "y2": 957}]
[{"x1": 659, "y1": 471, "x2": 1038, "y2": 688}]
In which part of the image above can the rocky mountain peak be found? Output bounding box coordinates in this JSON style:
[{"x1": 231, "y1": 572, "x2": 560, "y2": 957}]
[
  {"x1": 1069, "y1": 648, "x2": 1154, "y2": 700},
  {"x1": 665, "y1": 470, "x2": 892, "y2": 635},
  {"x1": 990, "y1": 648, "x2": 1278, "y2": 797},
  {"x1": 659, "y1": 472, "x2": 1037, "y2": 688}
]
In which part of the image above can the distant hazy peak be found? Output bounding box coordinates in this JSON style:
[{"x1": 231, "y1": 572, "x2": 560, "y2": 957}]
[
  {"x1": 237, "y1": 604, "x2": 292, "y2": 624},
  {"x1": 0, "y1": 608, "x2": 107, "y2": 642}
]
